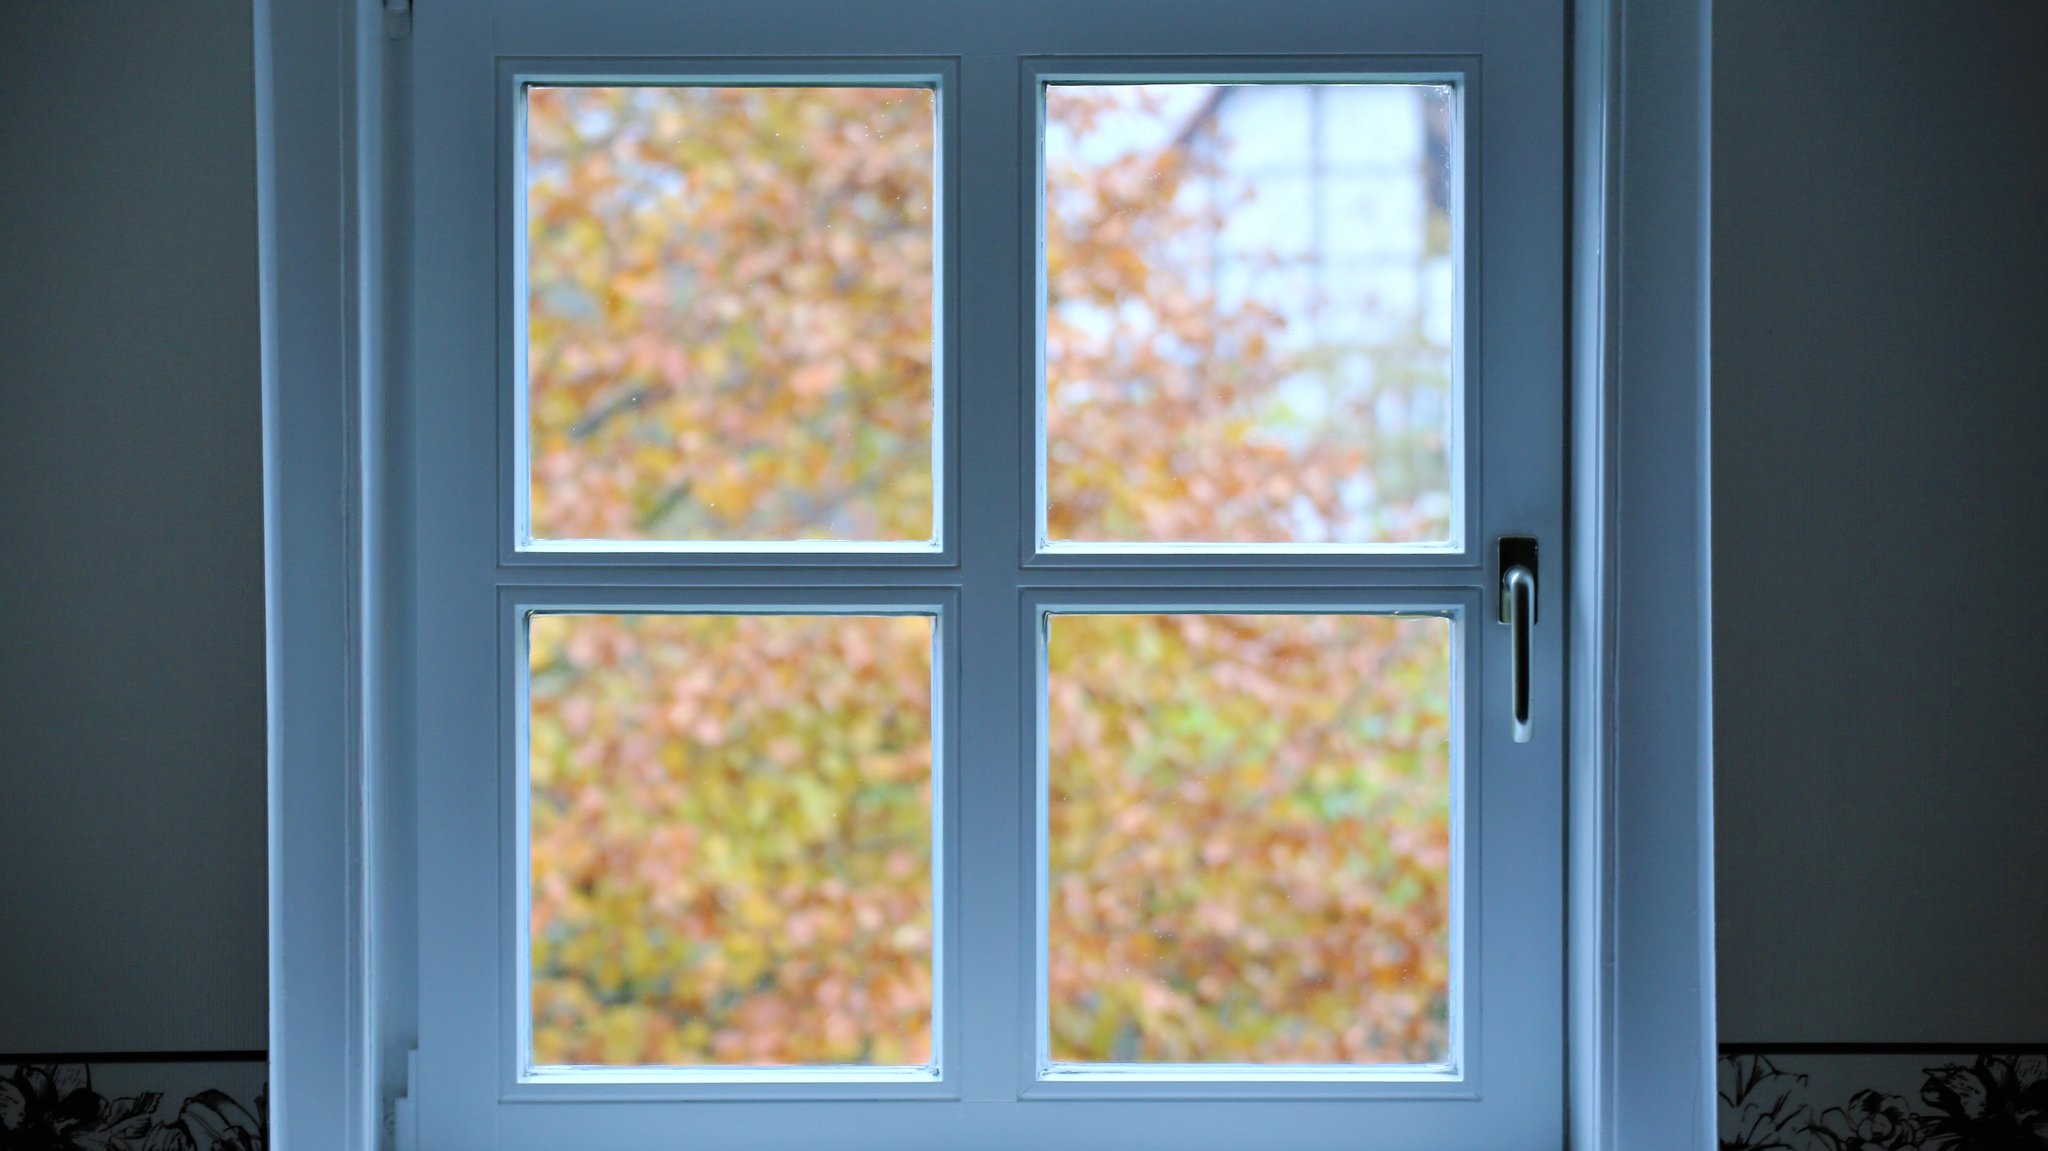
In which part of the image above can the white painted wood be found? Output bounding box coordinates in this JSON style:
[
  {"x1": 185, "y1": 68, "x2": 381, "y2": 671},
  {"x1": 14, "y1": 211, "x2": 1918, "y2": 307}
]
[
  {"x1": 1608, "y1": 0, "x2": 1719, "y2": 1141},
  {"x1": 255, "y1": 2, "x2": 379, "y2": 1149},
  {"x1": 1568, "y1": 0, "x2": 1718, "y2": 1145}
]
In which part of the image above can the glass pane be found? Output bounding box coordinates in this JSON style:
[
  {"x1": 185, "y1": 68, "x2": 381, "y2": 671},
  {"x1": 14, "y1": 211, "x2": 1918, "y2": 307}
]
[
  {"x1": 1043, "y1": 83, "x2": 1457, "y2": 546},
  {"x1": 1045, "y1": 613, "x2": 1452, "y2": 1065},
  {"x1": 527, "y1": 613, "x2": 934, "y2": 1066},
  {"x1": 526, "y1": 86, "x2": 936, "y2": 543}
]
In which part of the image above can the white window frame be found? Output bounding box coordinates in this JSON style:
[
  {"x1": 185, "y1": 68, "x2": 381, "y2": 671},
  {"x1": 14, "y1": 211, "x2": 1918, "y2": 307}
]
[{"x1": 253, "y1": 0, "x2": 1715, "y2": 1146}]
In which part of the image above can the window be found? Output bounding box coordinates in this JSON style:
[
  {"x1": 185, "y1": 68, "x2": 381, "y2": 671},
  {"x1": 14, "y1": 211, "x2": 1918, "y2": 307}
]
[
  {"x1": 207, "y1": 0, "x2": 1736, "y2": 1138},
  {"x1": 407, "y1": 4, "x2": 1563, "y2": 1147},
  {"x1": 254, "y1": 0, "x2": 1720, "y2": 1148}
]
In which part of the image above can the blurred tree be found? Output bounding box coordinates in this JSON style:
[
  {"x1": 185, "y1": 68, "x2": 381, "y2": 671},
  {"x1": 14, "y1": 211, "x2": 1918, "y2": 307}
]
[
  {"x1": 526, "y1": 86, "x2": 934, "y2": 542},
  {"x1": 1043, "y1": 84, "x2": 1455, "y2": 545},
  {"x1": 524, "y1": 83, "x2": 1453, "y2": 1069},
  {"x1": 529, "y1": 613, "x2": 934, "y2": 1066}
]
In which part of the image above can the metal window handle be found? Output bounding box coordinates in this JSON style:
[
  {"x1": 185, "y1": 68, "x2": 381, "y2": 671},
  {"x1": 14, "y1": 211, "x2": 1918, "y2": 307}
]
[{"x1": 1500, "y1": 564, "x2": 1537, "y2": 743}]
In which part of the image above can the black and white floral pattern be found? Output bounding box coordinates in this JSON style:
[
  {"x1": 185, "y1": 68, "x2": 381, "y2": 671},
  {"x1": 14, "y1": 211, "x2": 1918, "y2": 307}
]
[
  {"x1": 11, "y1": 1049, "x2": 2041, "y2": 1148},
  {"x1": 1721, "y1": 1052, "x2": 2048, "y2": 1151},
  {"x1": 0, "y1": 1064, "x2": 263, "y2": 1151}
]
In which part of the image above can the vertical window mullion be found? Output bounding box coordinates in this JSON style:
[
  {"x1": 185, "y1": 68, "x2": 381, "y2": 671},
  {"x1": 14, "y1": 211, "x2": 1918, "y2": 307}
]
[{"x1": 949, "y1": 52, "x2": 1032, "y2": 1102}]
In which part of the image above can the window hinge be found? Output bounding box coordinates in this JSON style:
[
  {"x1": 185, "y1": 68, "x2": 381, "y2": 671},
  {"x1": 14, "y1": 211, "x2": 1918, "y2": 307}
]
[
  {"x1": 386, "y1": 1048, "x2": 420, "y2": 1151},
  {"x1": 383, "y1": 0, "x2": 412, "y2": 38}
]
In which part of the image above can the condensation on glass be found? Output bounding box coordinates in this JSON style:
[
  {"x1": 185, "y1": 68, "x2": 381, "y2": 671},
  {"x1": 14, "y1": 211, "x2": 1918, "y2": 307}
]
[
  {"x1": 524, "y1": 86, "x2": 937, "y2": 544},
  {"x1": 1044, "y1": 613, "x2": 1452, "y2": 1066},
  {"x1": 526, "y1": 613, "x2": 935, "y2": 1067},
  {"x1": 1042, "y1": 83, "x2": 1458, "y2": 547}
]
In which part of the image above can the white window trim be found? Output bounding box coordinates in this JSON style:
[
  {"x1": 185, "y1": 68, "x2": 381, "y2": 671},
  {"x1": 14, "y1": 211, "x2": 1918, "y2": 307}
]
[{"x1": 253, "y1": 0, "x2": 1714, "y2": 1146}]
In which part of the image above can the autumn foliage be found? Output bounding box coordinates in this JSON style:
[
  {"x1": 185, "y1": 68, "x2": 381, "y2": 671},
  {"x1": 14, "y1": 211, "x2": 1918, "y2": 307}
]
[
  {"x1": 1043, "y1": 85, "x2": 1454, "y2": 545},
  {"x1": 529, "y1": 613, "x2": 935, "y2": 1065},
  {"x1": 526, "y1": 87, "x2": 934, "y2": 542},
  {"x1": 1047, "y1": 613, "x2": 1449, "y2": 1063},
  {"x1": 524, "y1": 83, "x2": 1454, "y2": 1069}
]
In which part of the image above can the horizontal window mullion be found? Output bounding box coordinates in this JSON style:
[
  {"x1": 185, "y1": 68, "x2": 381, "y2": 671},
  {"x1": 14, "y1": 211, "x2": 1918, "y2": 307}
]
[
  {"x1": 1028, "y1": 548, "x2": 1480, "y2": 569},
  {"x1": 498, "y1": 583, "x2": 959, "y2": 613},
  {"x1": 1011, "y1": 564, "x2": 1489, "y2": 594},
  {"x1": 488, "y1": 565, "x2": 1502, "y2": 589},
  {"x1": 493, "y1": 565, "x2": 965, "y2": 591}
]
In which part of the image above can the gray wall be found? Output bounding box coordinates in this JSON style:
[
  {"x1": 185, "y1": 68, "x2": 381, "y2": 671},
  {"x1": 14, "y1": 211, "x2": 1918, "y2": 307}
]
[
  {"x1": 1, "y1": 0, "x2": 2042, "y2": 1061},
  {"x1": 0, "y1": 2, "x2": 267, "y2": 1053},
  {"x1": 1713, "y1": 0, "x2": 2048, "y2": 1042}
]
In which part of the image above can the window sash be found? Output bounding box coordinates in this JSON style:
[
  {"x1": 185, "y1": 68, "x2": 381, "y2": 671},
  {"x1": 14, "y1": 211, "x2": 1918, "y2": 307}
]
[{"x1": 399, "y1": 0, "x2": 1570, "y2": 1145}]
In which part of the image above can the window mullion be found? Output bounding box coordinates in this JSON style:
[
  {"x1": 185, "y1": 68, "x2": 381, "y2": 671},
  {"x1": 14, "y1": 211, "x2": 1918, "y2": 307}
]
[{"x1": 949, "y1": 51, "x2": 1032, "y2": 1103}]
